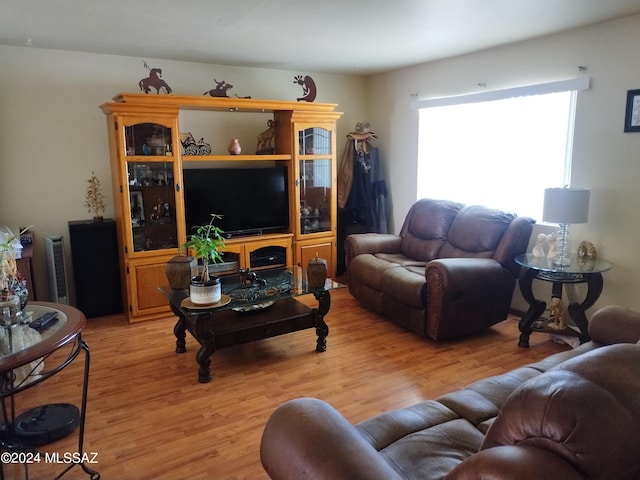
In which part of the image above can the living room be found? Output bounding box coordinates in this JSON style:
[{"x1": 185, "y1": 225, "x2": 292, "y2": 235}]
[
  {"x1": 2, "y1": 5, "x2": 640, "y2": 312},
  {"x1": 2, "y1": 2, "x2": 640, "y2": 479}
]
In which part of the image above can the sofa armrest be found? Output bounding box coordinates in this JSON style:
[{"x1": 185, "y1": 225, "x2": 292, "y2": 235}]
[
  {"x1": 425, "y1": 258, "x2": 514, "y2": 339},
  {"x1": 445, "y1": 446, "x2": 583, "y2": 480},
  {"x1": 260, "y1": 398, "x2": 403, "y2": 480},
  {"x1": 426, "y1": 258, "x2": 508, "y2": 291},
  {"x1": 589, "y1": 305, "x2": 640, "y2": 345},
  {"x1": 345, "y1": 233, "x2": 402, "y2": 268}
]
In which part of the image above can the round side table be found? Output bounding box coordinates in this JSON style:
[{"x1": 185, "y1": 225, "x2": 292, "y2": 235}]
[{"x1": 514, "y1": 253, "x2": 612, "y2": 348}]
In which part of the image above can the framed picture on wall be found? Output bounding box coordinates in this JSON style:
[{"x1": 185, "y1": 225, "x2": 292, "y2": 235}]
[{"x1": 624, "y1": 89, "x2": 640, "y2": 132}]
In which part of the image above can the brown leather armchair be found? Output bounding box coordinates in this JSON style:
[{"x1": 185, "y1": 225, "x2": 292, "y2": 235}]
[
  {"x1": 345, "y1": 199, "x2": 535, "y2": 340},
  {"x1": 260, "y1": 305, "x2": 640, "y2": 480}
]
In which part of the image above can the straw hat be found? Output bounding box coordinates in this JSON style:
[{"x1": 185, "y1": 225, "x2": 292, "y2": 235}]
[{"x1": 348, "y1": 122, "x2": 376, "y2": 140}]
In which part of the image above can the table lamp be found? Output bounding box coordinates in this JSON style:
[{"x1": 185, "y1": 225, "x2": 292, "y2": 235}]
[{"x1": 542, "y1": 187, "x2": 590, "y2": 267}]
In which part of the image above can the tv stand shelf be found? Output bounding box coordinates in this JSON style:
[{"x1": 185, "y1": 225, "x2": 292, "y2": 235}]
[
  {"x1": 101, "y1": 94, "x2": 342, "y2": 323},
  {"x1": 183, "y1": 154, "x2": 291, "y2": 162}
]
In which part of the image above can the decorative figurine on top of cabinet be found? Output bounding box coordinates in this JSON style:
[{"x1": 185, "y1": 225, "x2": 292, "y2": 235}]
[
  {"x1": 204, "y1": 78, "x2": 233, "y2": 97},
  {"x1": 294, "y1": 75, "x2": 317, "y2": 102},
  {"x1": 138, "y1": 61, "x2": 172, "y2": 94}
]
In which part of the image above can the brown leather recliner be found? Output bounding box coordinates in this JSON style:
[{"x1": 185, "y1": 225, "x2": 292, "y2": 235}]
[
  {"x1": 345, "y1": 199, "x2": 535, "y2": 340},
  {"x1": 260, "y1": 305, "x2": 640, "y2": 480}
]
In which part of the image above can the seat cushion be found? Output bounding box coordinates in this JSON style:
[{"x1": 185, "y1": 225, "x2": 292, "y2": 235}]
[
  {"x1": 348, "y1": 254, "x2": 402, "y2": 290},
  {"x1": 356, "y1": 401, "x2": 483, "y2": 480},
  {"x1": 379, "y1": 265, "x2": 426, "y2": 309}
]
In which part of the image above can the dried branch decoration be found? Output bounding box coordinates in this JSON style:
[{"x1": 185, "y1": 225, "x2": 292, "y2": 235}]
[{"x1": 84, "y1": 171, "x2": 106, "y2": 219}]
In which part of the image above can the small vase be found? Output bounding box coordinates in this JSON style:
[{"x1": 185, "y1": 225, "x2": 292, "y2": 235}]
[
  {"x1": 166, "y1": 255, "x2": 197, "y2": 290},
  {"x1": 307, "y1": 254, "x2": 328, "y2": 290},
  {"x1": 227, "y1": 138, "x2": 241, "y2": 155}
]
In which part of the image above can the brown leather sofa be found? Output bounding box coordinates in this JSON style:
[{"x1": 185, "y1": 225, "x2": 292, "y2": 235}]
[
  {"x1": 260, "y1": 305, "x2": 640, "y2": 480},
  {"x1": 345, "y1": 199, "x2": 535, "y2": 340}
]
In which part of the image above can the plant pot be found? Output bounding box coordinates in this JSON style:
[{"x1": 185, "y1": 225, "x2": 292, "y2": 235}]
[
  {"x1": 166, "y1": 255, "x2": 197, "y2": 290},
  {"x1": 189, "y1": 276, "x2": 221, "y2": 305}
]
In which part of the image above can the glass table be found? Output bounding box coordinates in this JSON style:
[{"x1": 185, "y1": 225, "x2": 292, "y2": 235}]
[
  {"x1": 514, "y1": 253, "x2": 612, "y2": 348},
  {"x1": 0, "y1": 302, "x2": 99, "y2": 479},
  {"x1": 161, "y1": 267, "x2": 343, "y2": 383}
]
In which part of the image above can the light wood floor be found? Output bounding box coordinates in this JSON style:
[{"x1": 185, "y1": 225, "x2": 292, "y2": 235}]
[{"x1": 11, "y1": 288, "x2": 568, "y2": 480}]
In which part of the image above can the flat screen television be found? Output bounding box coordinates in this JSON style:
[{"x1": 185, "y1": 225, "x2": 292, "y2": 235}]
[{"x1": 183, "y1": 167, "x2": 289, "y2": 238}]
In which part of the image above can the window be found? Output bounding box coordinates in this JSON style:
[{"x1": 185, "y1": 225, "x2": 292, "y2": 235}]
[{"x1": 414, "y1": 77, "x2": 589, "y2": 220}]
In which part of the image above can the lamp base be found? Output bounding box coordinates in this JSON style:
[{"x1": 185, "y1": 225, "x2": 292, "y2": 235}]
[
  {"x1": 552, "y1": 255, "x2": 572, "y2": 267},
  {"x1": 553, "y1": 224, "x2": 572, "y2": 268}
]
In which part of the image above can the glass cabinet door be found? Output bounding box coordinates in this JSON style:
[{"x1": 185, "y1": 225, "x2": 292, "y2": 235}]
[
  {"x1": 297, "y1": 127, "x2": 333, "y2": 236},
  {"x1": 127, "y1": 162, "x2": 178, "y2": 252},
  {"x1": 125, "y1": 122, "x2": 173, "y2": 156},
  {"x1": 122, "y1": 120, "x2": 179, "y2": 253}
]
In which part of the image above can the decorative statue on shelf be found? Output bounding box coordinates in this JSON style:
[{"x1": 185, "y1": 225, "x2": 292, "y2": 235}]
[
  {"x1": 138, "y1": 61, "x2": 172, "y2": 94},
  {"x1": 294, "y1": 75, "x2": 317, "y2": 102},
  {"x1": 256, "y1": 120, "x2": 276, "y2": 154},
  {"x1": 547, "y1": 296, "x2": 566, "y2": 330},
  {"x1": 204, "y1": 78, "x2": 233, "y2": 97}
]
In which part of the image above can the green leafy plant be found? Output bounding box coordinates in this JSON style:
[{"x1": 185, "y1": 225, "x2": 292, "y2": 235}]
[{"x1": 182, "y1": 214, "x2": 225, "y2": 282}]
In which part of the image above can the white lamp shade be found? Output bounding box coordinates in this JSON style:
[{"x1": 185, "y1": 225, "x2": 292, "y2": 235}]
[{"x1": 542, "y1": 187, "x2": 590, "y2": 224}]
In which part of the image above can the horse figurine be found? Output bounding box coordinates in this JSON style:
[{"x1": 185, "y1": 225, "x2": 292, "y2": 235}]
[{"x1": 139, "y1": 67, "x2": 172, "y2": 94}]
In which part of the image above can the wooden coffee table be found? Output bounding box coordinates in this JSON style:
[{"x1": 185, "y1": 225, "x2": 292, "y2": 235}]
[{"x1": 161, "y1": 268, "x2": 342, "y2": 383}]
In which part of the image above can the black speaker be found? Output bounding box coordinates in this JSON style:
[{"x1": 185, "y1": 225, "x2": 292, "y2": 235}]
[{"x1": 68, "y1": 219, "x2": 123, "y2": 318}]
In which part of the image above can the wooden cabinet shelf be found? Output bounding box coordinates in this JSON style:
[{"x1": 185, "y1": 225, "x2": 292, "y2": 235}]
[
  {"x1": 183, "y1": 154, "x2": 291, "y2": 162},
  {"x1": 101, "y1": 94, "x2": 342, "y2": 323}
]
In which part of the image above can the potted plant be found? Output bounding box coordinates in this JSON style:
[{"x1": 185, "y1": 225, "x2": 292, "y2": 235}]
[
  {"x1": 0, "y1": 227, "x2": 29, "y2": 317},
  {"x1": 182, "y1": 214, "x2": 225, "y2": 304},
  {"x1": 84, "y1": 171, "x2": 106, "y2": 221}
]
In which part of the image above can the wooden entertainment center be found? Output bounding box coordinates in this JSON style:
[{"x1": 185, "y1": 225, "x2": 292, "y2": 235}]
[{"x1": 100, "y1": 94, "x2": 342, "y2": 322}]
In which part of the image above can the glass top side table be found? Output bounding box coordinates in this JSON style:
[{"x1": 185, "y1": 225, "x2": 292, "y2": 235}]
[{"x1": 514, "y1": 253, "x2": 612, "y2": 348}]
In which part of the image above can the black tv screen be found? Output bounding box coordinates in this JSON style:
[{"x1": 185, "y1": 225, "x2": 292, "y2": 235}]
[{"x1": 183, "y1": 167, "x2": 289, "y2": 238}]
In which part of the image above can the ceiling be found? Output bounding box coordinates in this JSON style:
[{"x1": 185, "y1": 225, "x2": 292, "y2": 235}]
[{"x1": 2, "y1": 0, "x2": 640, "y2": 75}]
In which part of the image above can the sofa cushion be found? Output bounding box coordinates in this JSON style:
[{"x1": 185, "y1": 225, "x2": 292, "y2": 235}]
[
  {"x1": 400, "y1": 199, "x2": 462, "y2": 261},
  {"x1": 374, "y1": 252, "x2": 429, "y2": 268},
  {"x1": 357, "y1": 401, "x2": 483, "y2": 480},
  {"x1": 349, "y1": 254, "x2": 402, "y2": 290},
  {"x1": 436, "y1": 367, "x2": 542, "y2": 428},
  {"x1": 439, "y1": 205, "x2": 515, "y2": 258},
  {"x1": 379, "y1": 266, "x2": 427, "y2": 309},
  {"x1": 378, "y1": 419, "x2": 483, "y2": 480}
]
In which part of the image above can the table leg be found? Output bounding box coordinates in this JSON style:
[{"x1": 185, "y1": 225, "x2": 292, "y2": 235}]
[
  {"x1": 313, "y1": 290, "x2": 330, "y2": 352},
  {"x1": 196, "y1": 344, "x2": 213, "y2": 384},
  {"x1": 174, "y1": 318, "x2": 186, "y2": 354},
  {"x1": 517, "y1": 268, "x2": 547, "y2": 348}
]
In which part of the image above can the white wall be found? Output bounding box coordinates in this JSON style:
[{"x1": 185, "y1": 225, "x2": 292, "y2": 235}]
[
  {"x1": 0, "y1": 46, "x2": 367, "y2": 303},
  {"x1": 367, "y1": 14, "x2": 640, "y2": 312}
]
